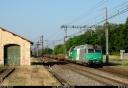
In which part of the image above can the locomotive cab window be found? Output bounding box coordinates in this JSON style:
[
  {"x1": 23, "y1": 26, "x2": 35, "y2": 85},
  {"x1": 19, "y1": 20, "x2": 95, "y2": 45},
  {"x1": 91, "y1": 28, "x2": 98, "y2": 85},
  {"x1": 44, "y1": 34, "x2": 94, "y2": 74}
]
[
  {"x1": 95, "y1": 49, "x2": 101, "y2": 53},
  {"x1": 88, "y1": 49, "x2": 94, "y2": 53}
]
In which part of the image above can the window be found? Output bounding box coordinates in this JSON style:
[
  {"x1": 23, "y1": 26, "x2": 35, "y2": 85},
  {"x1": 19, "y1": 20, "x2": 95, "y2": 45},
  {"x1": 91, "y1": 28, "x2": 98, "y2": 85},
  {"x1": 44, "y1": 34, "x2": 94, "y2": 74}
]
[
  {"x1": 88, "y1": 49, "x2": 94, "y2": 53},
  {"x1": 95, "y1": 50, "x2": 101, "y2": 53}
]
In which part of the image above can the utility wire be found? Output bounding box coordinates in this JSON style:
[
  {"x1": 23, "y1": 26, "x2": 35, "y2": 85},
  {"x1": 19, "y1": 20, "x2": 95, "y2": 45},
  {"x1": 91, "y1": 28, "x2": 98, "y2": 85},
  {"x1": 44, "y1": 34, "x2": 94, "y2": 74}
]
[
  {"x1": 47, "y1": 0, "x2": 108, "y2": 46},
  {"x1": 81, "y1": 8, "x2": 105, "y2": 25},
  {"x1": 62, "y1": 0, "x2": 128, "y2": 40},
  {"x1": 79, "y1": 0, "x2": 128, "y2": 26},
  {"x1": 108, "y1": 0, "x2": 128, "y2": 13},
  {"x1": 48, "y1": 0, "x2": 128, "y2": 47},
  {"x1": 46, "y1": 28, "x2": 62, "y2": 40},
  {"x1": 82, "y1": 1, "x2": 128, "y2": 27},
  {"x1": 66, "y1": 0, "x2": 108, "y2": 25}
]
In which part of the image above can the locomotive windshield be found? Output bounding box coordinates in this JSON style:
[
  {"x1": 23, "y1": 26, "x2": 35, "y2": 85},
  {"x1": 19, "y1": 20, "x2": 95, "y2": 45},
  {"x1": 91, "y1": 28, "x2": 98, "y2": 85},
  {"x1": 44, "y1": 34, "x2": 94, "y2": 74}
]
[
  {"x1": 88, "y1": 49, "x2": 101, "y2": 53},
  {"x1": 88, "y1": 49, "x2": 94, "y2": 53},
  {"x1": 69, "y1": 46, "x2": 75, "y2": 51},
  {"x1": 95, "y1": 49, "x2": 101, "y2": 53}
]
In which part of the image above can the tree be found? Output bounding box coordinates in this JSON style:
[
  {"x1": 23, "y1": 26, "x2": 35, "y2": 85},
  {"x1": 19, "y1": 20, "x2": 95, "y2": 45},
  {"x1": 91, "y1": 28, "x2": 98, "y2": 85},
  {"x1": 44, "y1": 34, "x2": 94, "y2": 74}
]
[
  {"x1": 43, "y1": 48, "x2": 53, "y2": 54},
  {"x1": 53, "y1": 17, "x2": 128, "y2": 55},
  {"x1": 52, "y1": 44, "x2": 64, "y2": 55}
]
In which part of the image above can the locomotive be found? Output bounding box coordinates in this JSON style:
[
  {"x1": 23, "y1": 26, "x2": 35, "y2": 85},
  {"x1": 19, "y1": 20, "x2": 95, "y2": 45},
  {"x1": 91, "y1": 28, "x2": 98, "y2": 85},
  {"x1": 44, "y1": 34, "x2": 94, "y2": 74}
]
[
  {"x1": 43, "y1": 44, "x2": 103, "y2": 68},
  {"x1": 68, "y1": 44, "x2": 103, "y2": 67}
]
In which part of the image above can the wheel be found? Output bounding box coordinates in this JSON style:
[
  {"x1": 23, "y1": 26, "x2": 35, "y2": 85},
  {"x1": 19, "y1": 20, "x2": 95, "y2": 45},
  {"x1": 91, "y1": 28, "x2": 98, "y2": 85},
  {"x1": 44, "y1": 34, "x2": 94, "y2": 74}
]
[
  {"x1": 99, "y1": 61, "x2": 103, "y2": 68},
  {"x1": 99, "y1": 64, "x2": 103, "y2": 68},
  {"x1": 85, "y1": 63, "x2": 89, "y2": 67}
]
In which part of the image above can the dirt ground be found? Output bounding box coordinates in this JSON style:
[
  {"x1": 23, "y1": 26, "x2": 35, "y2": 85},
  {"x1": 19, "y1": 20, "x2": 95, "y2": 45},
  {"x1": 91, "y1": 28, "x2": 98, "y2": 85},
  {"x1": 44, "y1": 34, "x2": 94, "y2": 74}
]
[{"x1": 0, "y1": 57, "x2": 62, "y2": 86}]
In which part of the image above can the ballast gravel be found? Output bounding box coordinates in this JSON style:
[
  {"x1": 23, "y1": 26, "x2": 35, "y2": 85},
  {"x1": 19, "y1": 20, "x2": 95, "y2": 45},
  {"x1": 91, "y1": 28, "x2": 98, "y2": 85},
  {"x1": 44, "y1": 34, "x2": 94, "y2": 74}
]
[{"x1": 48, "y1": 65, "x2": 104, "y2": 86}]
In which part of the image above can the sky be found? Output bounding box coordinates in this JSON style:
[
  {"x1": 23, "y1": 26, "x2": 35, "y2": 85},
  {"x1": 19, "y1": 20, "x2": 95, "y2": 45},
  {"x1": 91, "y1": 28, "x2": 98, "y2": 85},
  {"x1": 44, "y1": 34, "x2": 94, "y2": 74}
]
[{"x1": 0, "y1": 0, "x2": 128, "y2": 49}]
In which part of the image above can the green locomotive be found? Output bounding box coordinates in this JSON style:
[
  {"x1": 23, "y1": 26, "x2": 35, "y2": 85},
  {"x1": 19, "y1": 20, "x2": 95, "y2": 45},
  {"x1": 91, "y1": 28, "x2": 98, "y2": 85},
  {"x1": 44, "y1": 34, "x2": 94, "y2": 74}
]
[{"x1": 68, "y1": 44, "x2": 103, "y2": 67}]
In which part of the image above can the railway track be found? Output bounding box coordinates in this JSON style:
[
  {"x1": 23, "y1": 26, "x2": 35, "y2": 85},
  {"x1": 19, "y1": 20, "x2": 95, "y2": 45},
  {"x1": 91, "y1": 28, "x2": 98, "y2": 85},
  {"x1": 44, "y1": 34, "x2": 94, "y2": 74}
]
[
  {"x1": 46, "y1": 57, "x2": 128, "y2": 77},
  {"x1": 43, "y1": 57, "x2": 128, "y2": 86},
  {"x1": 47, "y1": 69, "x2": 70, "y2": 86},
  {"x1": 64, "y1": 64, "x2": 128, "y2": 86},
  {"x1": 98, "y1": 66, "x2": 128, "y2": 77},
  {"x1": 66, "y1": 63, "x2": 128, "y2": 84},
  {"x1": 0, "y1": 67, "x2": 15, "y2": 83},
  {"x1": 44, "y1": 68, "x2": 68, "y2": 86}
]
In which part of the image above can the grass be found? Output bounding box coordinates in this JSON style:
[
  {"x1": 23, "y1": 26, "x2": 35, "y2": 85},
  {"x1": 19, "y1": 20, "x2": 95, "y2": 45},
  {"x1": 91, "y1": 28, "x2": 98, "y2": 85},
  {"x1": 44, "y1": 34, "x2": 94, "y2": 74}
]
[
  {"x1": 119, "y1": 60, "x2": 128, "y2": 66},
  {"x1": 103, "y1": 55, "x2": 128, "y2": 67},
  {"x1": 103, "y1": 55, "x2": 121, "y2": 61},
  {"x1": 0, "y1": 65, "x2": 9, "y2": 72}
]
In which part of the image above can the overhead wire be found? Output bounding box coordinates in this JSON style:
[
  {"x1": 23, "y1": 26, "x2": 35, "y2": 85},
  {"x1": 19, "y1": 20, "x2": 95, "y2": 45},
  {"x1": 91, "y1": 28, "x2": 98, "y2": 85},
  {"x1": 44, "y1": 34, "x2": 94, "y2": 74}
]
[
  {"x1": 47, "y1": 0, "x2": 128, "y2": 48},
  {"x1": 47, "y1": 0, "x2": 109, "y2": 46},
  {"x1": 107, "y1": 1, "x2": 128, "y2": 20},
  {"x1": 44, "y1": 28, "x2": 64, "y2": 47},
  {"x1": 81, "y1": 1, "x2": 127, "y2": 26},
  {"x1": 108, "y1": 0, "x2": 128, "y2": 13},
  {"x1": 80, "y1": 8, "x2": 105, "y2": 25},
  {"x1": 46, "y1": 28, "x2": 62, "y2": 40},
  {"x1": 81, "y1": 0, "x2": 128, "y2": 27},
  {"x1": 65, "y1": 0, "x2": 128, "y2": 39},
  {"x1": 49, "y1": 0, "x2": 108, "y2": 46},
  {"x1": 66, "y1": 0, "x2": 108, "y2": 25},
  {"x1": 60, "y1": 0, "x2": 109, "y2": 41}
]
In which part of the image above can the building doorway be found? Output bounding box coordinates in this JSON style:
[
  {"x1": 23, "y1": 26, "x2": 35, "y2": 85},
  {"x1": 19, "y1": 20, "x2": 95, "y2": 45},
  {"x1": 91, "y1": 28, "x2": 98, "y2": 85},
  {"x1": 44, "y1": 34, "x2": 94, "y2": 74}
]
[{"x1": 4, "y1": 44, "x2": 20, "y2": 66}]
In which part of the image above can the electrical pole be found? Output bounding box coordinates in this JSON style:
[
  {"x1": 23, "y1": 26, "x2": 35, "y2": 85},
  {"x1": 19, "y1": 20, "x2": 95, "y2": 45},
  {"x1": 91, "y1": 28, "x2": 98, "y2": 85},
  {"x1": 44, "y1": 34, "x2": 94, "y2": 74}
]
[
  {"x1": 61, "y1": 25, "x2": 88, "y2": 55},
  {"x1": 36, "y1": 41, "x2": 40, "y2": 57},
  {"x1": 64, "y1": 36, "x2": 67, "y2": 55},
  {"x1": 64, "y1": 27, "x2": 67, "y2": 55},
  {"x1": 42, "y1": 35, "x2": 43, "y2": 56},
  {"x1": 106, "y1": 7, "x2": 109, "y2": 64},
  {"x1": 34, "y1": 44, "x2": 36, "y2": 57},
  {"x1": 40, "y1": 35, "x2": 43, "y2": 58},
  {"x1": 46, "y1": 40, "x2": 49, "y2": 54},
  {"x1": 53, "y1": 40, "x2": 55, "y2": 49}
]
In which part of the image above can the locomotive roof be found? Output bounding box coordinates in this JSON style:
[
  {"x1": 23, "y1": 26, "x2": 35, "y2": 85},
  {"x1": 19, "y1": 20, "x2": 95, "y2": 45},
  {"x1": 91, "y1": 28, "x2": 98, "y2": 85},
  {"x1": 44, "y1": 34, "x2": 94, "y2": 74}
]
[
  {"x1": 69, "y1": 44, "x2": 102, "y2": 51},
  {"x1": 76, "y1": 44, "x2": 102, "y2": 49}
]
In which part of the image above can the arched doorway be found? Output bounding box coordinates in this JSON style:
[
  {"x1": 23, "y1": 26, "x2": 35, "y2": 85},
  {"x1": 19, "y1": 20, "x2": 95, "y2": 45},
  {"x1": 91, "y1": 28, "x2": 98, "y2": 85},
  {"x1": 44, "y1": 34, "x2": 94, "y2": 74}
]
[{"x1": 4, "y1": 44, "x2": 20, "y2": 66}]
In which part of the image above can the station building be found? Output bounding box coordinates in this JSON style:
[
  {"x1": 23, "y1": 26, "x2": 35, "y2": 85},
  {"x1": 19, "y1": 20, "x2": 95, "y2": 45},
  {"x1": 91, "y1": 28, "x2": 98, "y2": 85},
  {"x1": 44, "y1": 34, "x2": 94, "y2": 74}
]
[{"x1": 0, "y1": 27, "x2": 33, "y2": 66}]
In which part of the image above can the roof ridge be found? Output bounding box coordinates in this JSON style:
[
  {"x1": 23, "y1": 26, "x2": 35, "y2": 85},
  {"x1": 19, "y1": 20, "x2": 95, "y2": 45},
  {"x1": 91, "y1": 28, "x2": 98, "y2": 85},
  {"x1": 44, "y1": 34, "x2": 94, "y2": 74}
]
[{"x1": 0, "y1": 27, "x2": 33, "y2": 44}]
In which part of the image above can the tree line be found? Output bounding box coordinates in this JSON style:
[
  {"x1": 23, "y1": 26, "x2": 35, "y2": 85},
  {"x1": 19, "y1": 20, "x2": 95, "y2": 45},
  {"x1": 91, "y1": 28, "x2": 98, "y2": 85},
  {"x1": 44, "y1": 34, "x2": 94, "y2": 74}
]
[{"x1": 43, "y1": 17, "x2": 128, "y2": 55}]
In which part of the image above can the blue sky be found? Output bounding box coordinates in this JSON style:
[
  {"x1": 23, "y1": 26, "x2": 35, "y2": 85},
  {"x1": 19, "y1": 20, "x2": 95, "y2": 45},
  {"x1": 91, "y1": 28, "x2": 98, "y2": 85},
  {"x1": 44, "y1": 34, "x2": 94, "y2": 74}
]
[{"x1": 0, "y1": 0, "x2": 128, "y2": 49}]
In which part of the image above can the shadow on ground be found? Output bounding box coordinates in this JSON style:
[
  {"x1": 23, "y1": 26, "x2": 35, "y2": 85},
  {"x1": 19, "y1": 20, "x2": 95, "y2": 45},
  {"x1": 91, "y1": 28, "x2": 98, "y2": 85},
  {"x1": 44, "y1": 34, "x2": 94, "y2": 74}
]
[
  {"x1": 31, "y1": 61, "x2": 68, "y2": 66},
  {"x1": 103, "y1": 62, "x2": 121, "y2": 66},
  {"x1": 31, "y1": 62, "x2": 43, "y2": 65}
]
